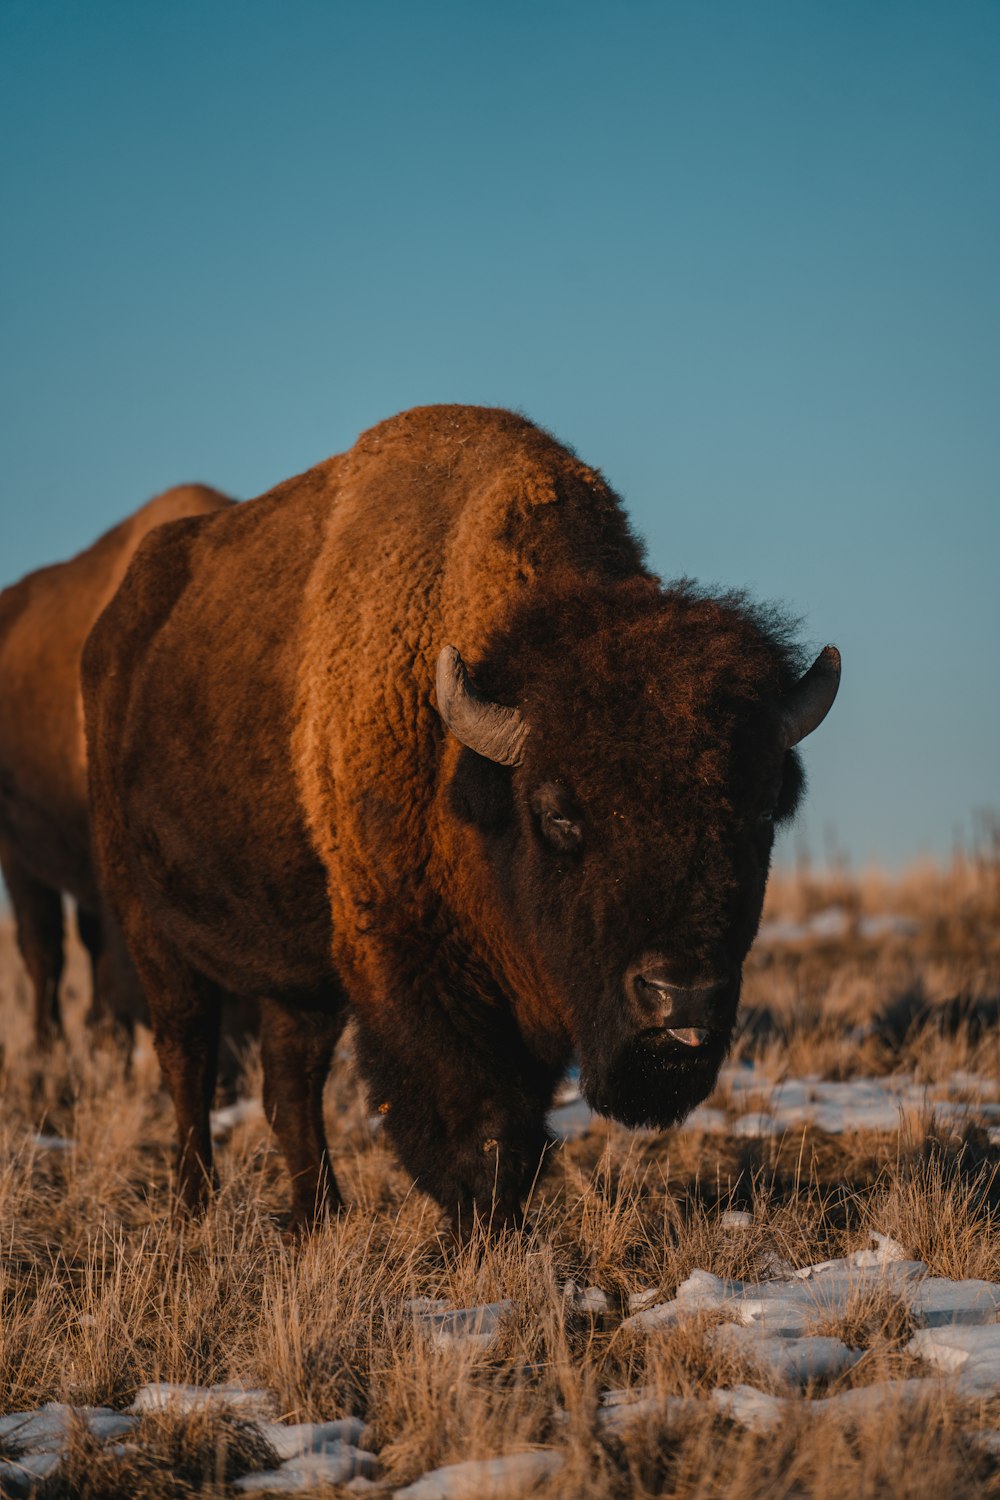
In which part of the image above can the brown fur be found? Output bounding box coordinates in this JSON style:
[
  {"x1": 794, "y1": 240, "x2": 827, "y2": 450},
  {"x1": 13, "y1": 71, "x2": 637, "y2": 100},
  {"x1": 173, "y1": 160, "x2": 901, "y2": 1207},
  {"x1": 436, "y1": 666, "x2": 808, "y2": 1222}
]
[
  {"x1": 82, "y1": 406, "x2": 832, "y2": 1230},
  {"x1": 0, "y1": 485, "x2": 257, "y2": 1068}
]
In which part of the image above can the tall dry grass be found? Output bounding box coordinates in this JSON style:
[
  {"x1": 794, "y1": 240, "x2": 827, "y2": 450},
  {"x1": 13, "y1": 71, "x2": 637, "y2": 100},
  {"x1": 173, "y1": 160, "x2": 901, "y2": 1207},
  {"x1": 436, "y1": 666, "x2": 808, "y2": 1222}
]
[{"x1": 1, "y1": 847, "x2": 998, "y2": 1497}]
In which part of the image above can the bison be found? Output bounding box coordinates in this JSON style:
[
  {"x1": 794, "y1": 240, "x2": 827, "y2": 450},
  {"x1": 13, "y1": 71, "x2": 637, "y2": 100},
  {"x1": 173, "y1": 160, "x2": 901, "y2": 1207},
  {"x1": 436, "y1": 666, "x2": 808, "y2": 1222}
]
[
  {"x1": 82, "y1": 406, "x2": 839, "y2": 1232},
  {"x1": 0, "y1": 484, "x2": 256, "y2": 1072}
]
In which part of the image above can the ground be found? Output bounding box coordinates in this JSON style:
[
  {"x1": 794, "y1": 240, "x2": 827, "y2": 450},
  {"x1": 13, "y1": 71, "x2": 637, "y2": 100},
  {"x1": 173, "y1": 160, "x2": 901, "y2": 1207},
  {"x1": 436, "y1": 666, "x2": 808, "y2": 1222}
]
[{"x1": 1, "y1": 833, "x2": 998, "y2": 1498}]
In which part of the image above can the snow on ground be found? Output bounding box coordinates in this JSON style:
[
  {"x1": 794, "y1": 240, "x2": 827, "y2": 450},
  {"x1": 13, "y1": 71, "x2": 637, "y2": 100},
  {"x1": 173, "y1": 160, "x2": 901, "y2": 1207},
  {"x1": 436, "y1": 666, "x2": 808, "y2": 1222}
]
[
  {"x1": 593, "y1": 1232, "x2": 1000, "y2": 1437},
  {"x1": 410, "y1": 1299, "x2": 517, "y2": 1353},
  {"x1": 548, "y1": 1063, "x2": 1000, "y2": 1143},
  {"x1": 620, "y1": 1231, "x2": 1000, "y2": 1338},
  {"x1": 209, "y1": 1097, "x2": 265, "y2": 1137},
  {"x1": 3, "y1": 1237, "x2": 999, "y2": 1493},
  {"x1": 0, "y1": 1404, "x2": 138, "y2": 1497},
  {"x1": 393, "y1": 1450, "x2": 565, "y2": 1498},
  {"x1": 235, "y1": 1442, "x2": 379, "y2": 1492},
  {"x1": 755, "y1": 906, "x2": 919, "y2": 945},
  {"x1": 132, "y1": 1381, "x2": 278, "y2": 1419}
]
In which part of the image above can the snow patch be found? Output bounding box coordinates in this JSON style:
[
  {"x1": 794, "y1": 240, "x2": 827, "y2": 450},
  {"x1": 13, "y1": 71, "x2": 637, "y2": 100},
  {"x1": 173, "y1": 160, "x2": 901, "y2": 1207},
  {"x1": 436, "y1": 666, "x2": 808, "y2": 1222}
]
[
  {"x1": 235, "y1": 1445, "x2": 378, "y2": 1492},
  {"x1": 254, "y1": 1418, "x2": 368, "y2": 1459},
  {"x1": 131, "y1": 1382, "x2": 277, "y2": 1418},
  {"x1": 394, "y1": 1450, "x2": 565, "y2": 1498},
  {"x1": 413, "y1": 1300, "x2": 516, "y2": 1353},
  {"x1": 710, "y1": 1326, "x2": 863, "y2": 1385},
  {"x1": 563, "y1": 1282, "x2": 610, "y2": 1317},
  {"x1": 210, "y1": 1098, "x2": 264, "y2": 1137}
]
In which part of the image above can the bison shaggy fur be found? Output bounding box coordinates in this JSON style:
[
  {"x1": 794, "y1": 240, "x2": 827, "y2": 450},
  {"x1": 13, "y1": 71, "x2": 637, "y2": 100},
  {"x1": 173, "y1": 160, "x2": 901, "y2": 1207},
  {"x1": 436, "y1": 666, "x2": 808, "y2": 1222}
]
[{"x1": 81, "y1": 405, "x2": 839, "y2": 1232}]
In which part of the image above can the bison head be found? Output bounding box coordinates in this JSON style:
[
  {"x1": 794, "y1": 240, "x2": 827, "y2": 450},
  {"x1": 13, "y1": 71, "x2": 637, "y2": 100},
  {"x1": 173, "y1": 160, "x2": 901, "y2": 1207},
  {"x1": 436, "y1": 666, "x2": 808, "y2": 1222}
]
[{"x1": 435, "y1": 579, "x2": 840, "y2": 1131}]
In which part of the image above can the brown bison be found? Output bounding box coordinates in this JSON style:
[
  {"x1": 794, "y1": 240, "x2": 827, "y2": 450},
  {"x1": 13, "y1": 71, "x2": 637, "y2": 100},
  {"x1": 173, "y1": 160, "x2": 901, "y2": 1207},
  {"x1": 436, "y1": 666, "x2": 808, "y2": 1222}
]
[
  {"x1": 0, "y1": 484, "x2": 255, "y2": 1064},
  {"x1": 82, "y1": 406, "x2": 839, "y2": 1231}
]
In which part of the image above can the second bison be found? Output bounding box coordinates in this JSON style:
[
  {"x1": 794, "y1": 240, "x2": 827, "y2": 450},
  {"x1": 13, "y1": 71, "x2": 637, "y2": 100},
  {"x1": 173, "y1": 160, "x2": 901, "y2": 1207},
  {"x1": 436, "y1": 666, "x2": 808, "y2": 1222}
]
[
  {"x1": 83, "y1": 405, "x2": 840, "y2": 1231},
  {"x1": 0, "y1": 484, "x2": 232, "y2": 1048}
]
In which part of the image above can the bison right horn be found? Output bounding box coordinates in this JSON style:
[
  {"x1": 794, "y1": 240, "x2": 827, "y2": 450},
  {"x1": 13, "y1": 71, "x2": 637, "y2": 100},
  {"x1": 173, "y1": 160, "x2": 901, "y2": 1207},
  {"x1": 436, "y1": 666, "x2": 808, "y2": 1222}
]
[
  {"x1": 435, "y1": 646, "x2": 528, "y2": 767},
  {"x1": 781, "y1": 645, "x2": 841, "y2": 747}
]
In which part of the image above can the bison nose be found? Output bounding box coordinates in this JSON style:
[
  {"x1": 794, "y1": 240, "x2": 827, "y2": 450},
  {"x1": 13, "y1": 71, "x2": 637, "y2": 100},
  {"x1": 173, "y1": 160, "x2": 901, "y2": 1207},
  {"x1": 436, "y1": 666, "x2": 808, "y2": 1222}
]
[{"x1": 625, "y1": 958, "x2": 736, "y2": 1048}]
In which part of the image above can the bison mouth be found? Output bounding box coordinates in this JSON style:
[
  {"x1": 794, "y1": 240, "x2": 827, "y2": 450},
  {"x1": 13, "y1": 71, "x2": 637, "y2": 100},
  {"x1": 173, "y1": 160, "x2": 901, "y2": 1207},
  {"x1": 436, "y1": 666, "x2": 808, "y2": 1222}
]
[
  {"x1": 580, "y1": 1025, "x2": 732, "y2": 1131},
  {"x1": 640, "y1": 1023, "x2": 716, "y2": 1049}
]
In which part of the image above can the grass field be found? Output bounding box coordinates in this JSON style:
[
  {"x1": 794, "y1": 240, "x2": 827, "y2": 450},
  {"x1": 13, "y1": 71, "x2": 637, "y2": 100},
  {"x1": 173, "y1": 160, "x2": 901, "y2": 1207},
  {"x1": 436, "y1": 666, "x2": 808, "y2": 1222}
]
[{"x1": 1, "y1": 835, "x2": 999, "y2": 1497}]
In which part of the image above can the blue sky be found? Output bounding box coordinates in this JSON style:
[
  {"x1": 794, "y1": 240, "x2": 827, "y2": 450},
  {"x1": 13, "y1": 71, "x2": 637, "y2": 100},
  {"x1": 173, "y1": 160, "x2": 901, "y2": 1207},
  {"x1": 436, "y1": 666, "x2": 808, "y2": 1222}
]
[{"x1": 2, "y1": 0, "x2": 997, "y2": 869}]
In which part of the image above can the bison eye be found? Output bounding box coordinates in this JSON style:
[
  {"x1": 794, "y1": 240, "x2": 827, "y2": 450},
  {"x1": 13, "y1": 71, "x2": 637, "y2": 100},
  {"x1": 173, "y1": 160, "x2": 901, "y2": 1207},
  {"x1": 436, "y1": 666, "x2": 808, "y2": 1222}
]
[{"x1": 531, "y1": 783, "x2": 584, "y2": 853}]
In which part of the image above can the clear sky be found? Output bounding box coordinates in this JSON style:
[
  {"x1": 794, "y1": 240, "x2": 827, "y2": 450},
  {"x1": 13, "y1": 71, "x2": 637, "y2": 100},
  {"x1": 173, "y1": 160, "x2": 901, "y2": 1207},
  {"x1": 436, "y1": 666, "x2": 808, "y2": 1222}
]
[{"x1": 1, "y1": 0, "x2": 997, "y2": 870}]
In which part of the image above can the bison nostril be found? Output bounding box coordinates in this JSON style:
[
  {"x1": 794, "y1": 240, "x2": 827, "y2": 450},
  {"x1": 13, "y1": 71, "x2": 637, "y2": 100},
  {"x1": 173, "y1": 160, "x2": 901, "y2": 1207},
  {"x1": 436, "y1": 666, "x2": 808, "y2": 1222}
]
[{"x1": 628, "y1": 961, "x2": 737, "y2": 1043}]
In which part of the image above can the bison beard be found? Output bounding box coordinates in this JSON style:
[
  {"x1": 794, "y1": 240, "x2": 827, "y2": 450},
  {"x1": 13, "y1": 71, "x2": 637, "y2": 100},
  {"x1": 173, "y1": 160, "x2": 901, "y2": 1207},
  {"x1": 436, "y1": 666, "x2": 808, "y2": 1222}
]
[{"x1": 582, "y1": 1030, "x2": 734, "y2": 1130}]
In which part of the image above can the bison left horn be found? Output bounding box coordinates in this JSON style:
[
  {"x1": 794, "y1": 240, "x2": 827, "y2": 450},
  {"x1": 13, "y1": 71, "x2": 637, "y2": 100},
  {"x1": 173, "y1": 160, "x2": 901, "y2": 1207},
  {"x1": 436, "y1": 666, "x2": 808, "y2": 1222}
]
[
  {"x1": 435, "y1": 646, "x2": 528, "y2": 767},
  {"x1": 781, "y1": 645, "x2": 841, "y2": 747}
]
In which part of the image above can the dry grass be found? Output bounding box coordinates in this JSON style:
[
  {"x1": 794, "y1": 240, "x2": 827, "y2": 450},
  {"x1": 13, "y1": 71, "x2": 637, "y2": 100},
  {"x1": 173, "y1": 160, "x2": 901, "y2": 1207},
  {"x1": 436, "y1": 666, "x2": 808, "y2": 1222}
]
[{"x1": 1, "y1": 842, "x2": 999, "y2": 1497}]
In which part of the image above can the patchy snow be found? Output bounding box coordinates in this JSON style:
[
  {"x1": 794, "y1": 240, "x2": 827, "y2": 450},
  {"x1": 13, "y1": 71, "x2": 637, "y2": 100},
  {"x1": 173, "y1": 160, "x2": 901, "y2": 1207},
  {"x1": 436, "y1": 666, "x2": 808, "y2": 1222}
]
[
  {"x1": 254, "y1": 1418, "x2": 369, "y2": 1459},
  {"x1": 394, "y1": 1450, "x2": 565, "y2": 1498},
  {"x1": 0, "y1": 1450, "x2": 63, "y2": 1496},
  {"x1": 0, "y1": 1394, "x2": 382, "y2": 1496},
  {"x1": 627, "y1": 1288, "x2": 662, "y2": 1314},
  {"x1": 210, "y1": 1098, "x2": 264, "y2": 1137},
  {"x1": 563, "y1": 1282, "x2": 610, "y2": 1317},
  {"x1": 947, "y1": 1070, "x2": 1000, "y2": 1100},
  {"x1": 30, "y1": 1133, "x2": 74, "y2": 1151},
  {"x1": 403, "y1": 1296, "x2": 453, "y2": 1316},
  {"x1": 711, "y1": 1383, "x2": 787, "y2": 1431},
  {"x1": 622, "y1": 1232, "x2": 1000, "y2": 1342},
  {"x1": 0, "y1": 1402, "x2": 136, "y2": 1452},
  {"x1": 0, "y1": 1403, "x2": 139, "y2": 1497},
  {"x1": 599, "y1": 1374, "x2": 949, "y2": 1438},
  {"x1": 548, "y1": 1097, "x2": 594, "y2": 1141},
  {"x1": 907, "y1": 1325, "x2": 1000, "y2": 1395},
  {"x1": 235, "y1": 1445, "x2": 378, "y2": 1492},
  {"x1": 732, "y1": 1111, "x2": 778, "y2": 1137},
  {"x1": 596, "y1": 1387, "x2": 696, "y2": 1435},
  {"x1": 612, "y1": 1231, "x2": 1000, "y2": 1442},
  {"x1": 907, "y1": 1278, "x2": 1000, "y2": 1328},
  {"x1": 856, "y1": 914, "x2": 920, "y2": 940},
  {"x1": 131, "y1": 1381, "x2": 277, "y2": 1418},
  {"x1": 720, "y1": 1210, "x2": 754, "y2": 1230},
  {"x1": 711, "y1": 1326, "x2": 863, "y2": 1385},
  {"x1": 718, "y1": 1068, "x2": 1000, "y2": 1139},
  {"x1": 756, "y1": 907, "x2": 919, "y2": 945},
  {"x1": 553, "y1": 1068, "x2": 582, "y2": 1106},
  {"x1": 756, "y1": 907, "x2": 851, "y2": 945},
  {"x1": 677, "y1": 1105, "x2": 729, "y2": 1134},
  {"x1": 413, "y1": 1300, "x2": 516, "y2": 1353},
  {"x1": 722, "y1": 1062, "x2": 775, "y2": 1096}
]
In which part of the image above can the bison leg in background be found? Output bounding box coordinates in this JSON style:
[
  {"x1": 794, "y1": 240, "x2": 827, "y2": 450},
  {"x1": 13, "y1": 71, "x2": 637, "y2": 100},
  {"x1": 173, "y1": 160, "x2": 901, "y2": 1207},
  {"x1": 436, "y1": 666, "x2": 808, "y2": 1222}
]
[
  {"x1": 120, "y1": 922, "x2": 222, "y2": 1213},
  {"x1": 76, "y1": 904, "x2": 137, "y2": 1058},
  {"x1": 1, "y1": 838, "x2": 65, "y2": 1047},
  {"x1": 260, "y1": 994, "x2": 346, "y2": 1232}
]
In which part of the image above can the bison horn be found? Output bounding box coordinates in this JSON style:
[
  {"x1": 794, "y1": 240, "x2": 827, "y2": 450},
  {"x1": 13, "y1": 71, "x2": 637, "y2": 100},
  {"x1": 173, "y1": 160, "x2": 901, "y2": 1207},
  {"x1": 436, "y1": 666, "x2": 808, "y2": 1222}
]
[
  {"x1": 435, "y1": 646, "x2": 528, "y2": 767},
  {"x1": 781, "y1": 645, "x2": 841, "y2": 747}
]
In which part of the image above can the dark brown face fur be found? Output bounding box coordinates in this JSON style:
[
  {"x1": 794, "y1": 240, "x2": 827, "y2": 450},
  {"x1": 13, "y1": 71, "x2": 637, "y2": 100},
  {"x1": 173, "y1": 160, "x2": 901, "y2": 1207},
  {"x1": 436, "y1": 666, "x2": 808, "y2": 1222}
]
[{"x1": 448, "y1": 577, "x2": 805, "y2": 1129}]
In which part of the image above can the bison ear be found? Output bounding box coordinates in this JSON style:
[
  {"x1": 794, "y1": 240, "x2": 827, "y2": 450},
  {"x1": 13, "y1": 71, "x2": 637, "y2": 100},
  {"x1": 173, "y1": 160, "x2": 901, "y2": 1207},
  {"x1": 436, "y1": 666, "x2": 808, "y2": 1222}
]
[
  {"x1": 435, "y1": 645, "x2": 528, "y2": 767},
  {"x1": 781, "y1": 646, "x2": 841, "y2": 747}
]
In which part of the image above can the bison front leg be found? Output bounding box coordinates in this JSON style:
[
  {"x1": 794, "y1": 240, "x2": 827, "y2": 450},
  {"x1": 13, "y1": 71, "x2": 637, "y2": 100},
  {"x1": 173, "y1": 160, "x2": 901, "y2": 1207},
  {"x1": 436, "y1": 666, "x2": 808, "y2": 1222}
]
[
  {"x1": 355, "y1": 1018, "x2": 554, "y2": 1238},
  {"x1": 260, "y1": 994, "x2": 346, "y2": 1232}
]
